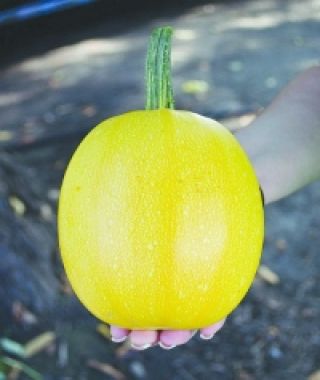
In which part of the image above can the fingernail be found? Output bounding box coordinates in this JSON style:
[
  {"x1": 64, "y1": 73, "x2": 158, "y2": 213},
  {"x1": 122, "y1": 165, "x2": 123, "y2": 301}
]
[
  {"x1": 131, "y1": 343, "x2": 152, "y2": 350},
  {"x1": 111, "y1": 336, "x2": 127, "y2": 343},
  {"x1": 159, "y1": 341, "x2": 177, "y2": 350},
  {"x1": 200, "y1": 332, "x2": 215, "y2": 340}
]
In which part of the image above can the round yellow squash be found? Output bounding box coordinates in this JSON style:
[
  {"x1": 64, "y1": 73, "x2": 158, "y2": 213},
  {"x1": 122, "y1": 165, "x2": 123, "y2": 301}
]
[{"x1": 58, "y1": 109, "x2": 264, "y2": 329}]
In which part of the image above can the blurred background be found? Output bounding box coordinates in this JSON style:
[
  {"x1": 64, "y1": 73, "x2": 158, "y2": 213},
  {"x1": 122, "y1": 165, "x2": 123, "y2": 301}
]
[{"x1": 0, "y1": 0, "x2": 320, "y2": 379}]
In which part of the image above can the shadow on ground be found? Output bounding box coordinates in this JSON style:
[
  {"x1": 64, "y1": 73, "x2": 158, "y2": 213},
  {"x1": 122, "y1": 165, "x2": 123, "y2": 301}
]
[{"x1": 0, "y1": 0, "x2": 320, "y2": 379}]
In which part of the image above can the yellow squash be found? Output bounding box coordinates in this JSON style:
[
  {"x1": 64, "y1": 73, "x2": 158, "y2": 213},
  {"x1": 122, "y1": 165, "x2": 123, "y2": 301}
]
[
  {"x1": 58, "y1": 109, "x2": 264, "y2": 329},
  {"x1": 58, "y1": 27, "x2": 264, "y2": 329}
]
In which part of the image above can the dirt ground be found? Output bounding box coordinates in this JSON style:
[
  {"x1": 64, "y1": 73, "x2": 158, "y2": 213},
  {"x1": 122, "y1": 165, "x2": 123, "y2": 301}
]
[{"x1": 0, "y1": 0, "x2": 320, "y2": 379}]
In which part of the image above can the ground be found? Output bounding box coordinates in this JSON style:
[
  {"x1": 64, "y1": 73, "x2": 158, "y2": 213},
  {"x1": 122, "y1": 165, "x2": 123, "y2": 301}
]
[{"x1": 0, "y1": 0, "x2": 320, "y2": 379}]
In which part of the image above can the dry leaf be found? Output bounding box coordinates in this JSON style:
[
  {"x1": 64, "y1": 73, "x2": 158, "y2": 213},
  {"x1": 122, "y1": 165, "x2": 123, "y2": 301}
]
[
  {"x1": 47, "y1": 188, "x2": 60, "y2": 201},
  {"x1": 221, "y1": 113, "x2": 256, "y2": 132},
  {"x1": 8, "y1": 196, "x2": 26, "y2": 216},
  {"x1": 258, "y1": 265, "x2": 280, "y2": 285},
  {"x1": 309, "y1": 370, "x2": 320, "y2": 380},
  {"x1": 0, "y1": 130, "x2": 13, "y2": 141},
  {"x1": 275, "y1": 238, "x2": 287, "y2": 251},
  {"x1": 268, "y1": 325, "x2": 280, "y2": 337},
  {"x1": 88, "y1": 360, "x2": 126, "y2": 380},
  {"x1": 228, "y1": 60, "x2": 244, "y2": 72},
  {"x1": 182, "y1": 80, "x2": 209, "y2": 95},
  {"x1": 97, "y1": 324, "x2": 111, "y2": 339},
  {"x1": 237, "y1": 369, "x2": 254, "y2": 380},
  {"x1": 115, "y1": 340, "x2": 132, "y2": 358},
  {"x1": 24, "y1": 332, "x2": 56, "y2": 358},
  {"x1": 40, "y1": 203, "x2": 53, "y2": 221},
  {"x1": 238, "y1": 113, "x2": 256, "y2": 128},
  {"x1": 12, "y1": 302, "x2": 38, "y2": 326},
  {"x1": 82, "y1": 105, "x2": 97, "y2": 117}
]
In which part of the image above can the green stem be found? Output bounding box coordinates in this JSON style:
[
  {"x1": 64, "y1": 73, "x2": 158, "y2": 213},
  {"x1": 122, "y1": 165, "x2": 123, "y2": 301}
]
[
  {"x1": 145, "y1": 27, "x2": 175, "y2": 110},
  {"x1": 0, "y1": 356, "x2": 42, "y2": 380}
]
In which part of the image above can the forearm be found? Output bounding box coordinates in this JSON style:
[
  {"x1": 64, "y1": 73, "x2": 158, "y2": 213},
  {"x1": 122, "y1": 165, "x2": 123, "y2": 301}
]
[{"x1": 236, "y1": 66, "x2": 320, "y2": 204}]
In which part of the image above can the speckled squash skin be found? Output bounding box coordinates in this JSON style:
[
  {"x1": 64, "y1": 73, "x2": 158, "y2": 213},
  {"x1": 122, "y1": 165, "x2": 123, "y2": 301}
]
[{"x1": 58, "y1": 109, "x2": 264, "y2": 329}]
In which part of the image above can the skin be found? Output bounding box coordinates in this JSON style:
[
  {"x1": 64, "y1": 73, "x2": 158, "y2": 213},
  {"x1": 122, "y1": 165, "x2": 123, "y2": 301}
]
[{"x1": 110, "y1": 66, "x2": 320, "y2": 350}]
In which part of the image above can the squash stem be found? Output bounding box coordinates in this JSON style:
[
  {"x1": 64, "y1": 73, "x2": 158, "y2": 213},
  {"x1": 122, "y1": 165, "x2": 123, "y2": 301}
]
[{"x1": 145, "y1": 27, "x2": 174, "y2": 110}]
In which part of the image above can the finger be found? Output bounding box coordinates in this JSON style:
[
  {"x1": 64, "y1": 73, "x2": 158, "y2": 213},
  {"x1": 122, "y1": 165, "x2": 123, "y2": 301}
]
[
  {"x1": 129, "y1": 330, "x2": 159, "y2": 350},
  {"x1": 159, "y1": 329, "x2": 196, "y2": 349},
  {"x1": 110, "y1": 326, "x2": 130, "y2": 342},
  {"x1": 200, "y1": 319, "x2": 226, "y2": 340}
]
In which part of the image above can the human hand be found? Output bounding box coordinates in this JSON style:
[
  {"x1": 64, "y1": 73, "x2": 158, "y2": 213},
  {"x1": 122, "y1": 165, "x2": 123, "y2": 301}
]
[{"x1": 110, "y1": 319, "x2": 226, "y2": 350}]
